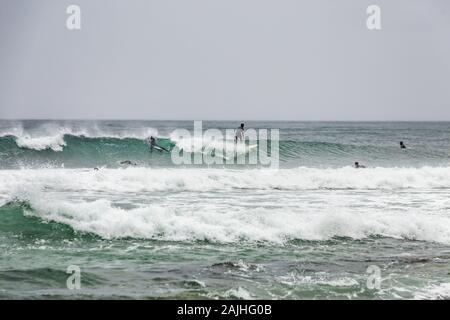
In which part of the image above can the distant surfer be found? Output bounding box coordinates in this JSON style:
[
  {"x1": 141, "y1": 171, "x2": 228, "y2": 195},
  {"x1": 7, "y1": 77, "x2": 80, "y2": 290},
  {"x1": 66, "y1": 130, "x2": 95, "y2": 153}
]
[
  {"x1": 148, "y1": 136, "x2": 169, "y2": 152},
  {"x1": 120, "y1": 160, "x2": 137, "y2": 166},
  {"x1": 235, "y1": 123, "x2": 245, "y2": 143},
  {"x1": 400, "y1": 141, "x2": 406, "y2": 149},
  {"x1": 354, "y1": 162, "x2": 366, "y2": 169}
]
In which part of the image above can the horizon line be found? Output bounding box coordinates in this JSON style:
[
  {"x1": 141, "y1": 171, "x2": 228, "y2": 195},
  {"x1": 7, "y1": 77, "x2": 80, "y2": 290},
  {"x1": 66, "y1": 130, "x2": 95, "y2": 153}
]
[{"x1": 1, "y1": 118, "x2": 450, "y2": 122}]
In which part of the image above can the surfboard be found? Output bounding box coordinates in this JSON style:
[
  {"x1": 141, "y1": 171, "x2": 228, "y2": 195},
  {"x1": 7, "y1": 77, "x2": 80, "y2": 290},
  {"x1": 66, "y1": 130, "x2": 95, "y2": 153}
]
[
  {"x1": 153, "y1": 146, "x2": 166, "y2": 152},
  {"x1": 247, "y1": 144, "x2": 258, "y2": 152},
  {"x1": 201, "y1": 148, "x2": 230, "y2": 161}
]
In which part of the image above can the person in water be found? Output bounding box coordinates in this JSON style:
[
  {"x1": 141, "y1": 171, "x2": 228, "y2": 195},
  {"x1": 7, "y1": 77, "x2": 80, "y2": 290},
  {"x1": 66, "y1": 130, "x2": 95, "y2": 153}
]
[
  {"x1": 120, "y1": 160, "x2": 137, "y2": 166},
  {"x1": 354, "y1": 162, "x2": 366, "y2": 169},
  {"x1": 400, "y1": 141, "x2": 406, "y2": 149},
  {"x1": 148, "y1": 136, "x2": 169, "y2": 152},
  {"x1": 235, "y1": 123, "x2": 245, "y2": 143}
]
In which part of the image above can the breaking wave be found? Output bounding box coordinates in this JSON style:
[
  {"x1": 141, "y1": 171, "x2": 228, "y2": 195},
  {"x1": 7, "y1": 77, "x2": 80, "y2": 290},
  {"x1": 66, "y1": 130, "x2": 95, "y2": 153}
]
[
  {"x1": 1, "y1": 166, "x2": 450, "y2": 244},
  {"x1": 2, "y1": 195, "x2": 450, "y2": 244}
]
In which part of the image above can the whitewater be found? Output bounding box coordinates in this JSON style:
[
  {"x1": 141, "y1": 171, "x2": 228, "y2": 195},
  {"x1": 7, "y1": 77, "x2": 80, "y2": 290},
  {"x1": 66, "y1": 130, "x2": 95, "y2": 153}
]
[{"x1": 1, "y1": 166, "x2": 450, "y2": 244}]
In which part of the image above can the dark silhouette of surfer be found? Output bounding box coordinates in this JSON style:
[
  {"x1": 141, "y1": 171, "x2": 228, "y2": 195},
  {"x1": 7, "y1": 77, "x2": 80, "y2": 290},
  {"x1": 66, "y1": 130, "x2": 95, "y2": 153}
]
[
  {"x1": 400, "y1": 141, "x2": 406, "y2": 149},
  {"x1": 235, "y1": 123, "x2": 245, "y2": 143},
  {"x1": 354, "y1": 162, "x2": 366, "y2": 169},
  {"x1": 148, "y1": 136, "x2": 169, "y2": 152},
  {"x1": 120, "y1": 160, "x2": 136, "y2": 166}
]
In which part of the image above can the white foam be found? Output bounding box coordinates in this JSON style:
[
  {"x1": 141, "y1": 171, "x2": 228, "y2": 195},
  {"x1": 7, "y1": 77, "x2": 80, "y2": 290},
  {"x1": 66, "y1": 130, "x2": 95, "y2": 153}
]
[
  {"x1": 11, "y1": 192, "x2": 450, "y2": 244},
  {"x1": 279, "y1": 272, "x2": 360, "y2": 287},
  {"x1": 1, "y1": 167, "x2": 450, "y2": 194},
  {"x1": 0, "y1": 124, "x2": 158, "y2": 151},
  {"x1": 206, "y1": 287, "x2": 254, "y2": 300},
  {"x1": 2, "y1": 167, "x2": 450, "y2": 244},
  {"x1": 414, "y1": 283, "x2": 450, "y2": 300},
  {"x1": 15, "y1": 133, "x2": 67, "y2": 151}
]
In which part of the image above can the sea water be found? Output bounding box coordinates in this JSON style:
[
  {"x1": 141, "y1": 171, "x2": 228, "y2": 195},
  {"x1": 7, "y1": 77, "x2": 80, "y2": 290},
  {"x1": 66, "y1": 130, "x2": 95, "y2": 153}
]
[{"x1": 0, "y1": 120, "x2": 449, "y2": 299}]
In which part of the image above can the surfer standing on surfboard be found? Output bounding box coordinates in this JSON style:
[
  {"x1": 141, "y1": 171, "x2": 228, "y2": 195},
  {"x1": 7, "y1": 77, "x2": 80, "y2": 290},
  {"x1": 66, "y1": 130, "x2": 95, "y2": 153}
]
[{"x1": 235, "y1": 123, "x2": 245, "y2": 143}]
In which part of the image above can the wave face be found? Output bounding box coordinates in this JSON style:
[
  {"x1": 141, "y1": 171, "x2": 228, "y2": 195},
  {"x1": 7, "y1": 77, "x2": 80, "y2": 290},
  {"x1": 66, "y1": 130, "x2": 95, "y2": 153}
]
[{"x1": 1, "y1": 120, "x2": 449, "y2": 168}]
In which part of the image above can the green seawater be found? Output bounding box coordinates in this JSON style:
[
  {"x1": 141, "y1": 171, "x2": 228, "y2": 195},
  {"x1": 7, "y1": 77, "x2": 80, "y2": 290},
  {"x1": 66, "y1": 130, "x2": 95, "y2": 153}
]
[{"x1": 1, "y1": 120, "x2": 450, "y2": 299}]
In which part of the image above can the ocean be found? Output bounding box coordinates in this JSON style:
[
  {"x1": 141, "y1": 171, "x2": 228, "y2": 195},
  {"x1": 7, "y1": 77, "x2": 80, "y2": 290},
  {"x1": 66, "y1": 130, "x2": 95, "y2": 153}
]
[{"x1": 0, "y1": 120, "x2": 450, "y2": 299}]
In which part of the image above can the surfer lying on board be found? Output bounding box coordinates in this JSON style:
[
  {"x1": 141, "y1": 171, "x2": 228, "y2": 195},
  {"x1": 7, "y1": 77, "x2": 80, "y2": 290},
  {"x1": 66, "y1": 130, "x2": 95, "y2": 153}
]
[
  {"x1": 120, "y1": 160, "x2": 137, "y2": 166},
  {"x1": 235, "y1": 123, "x2": 245, "y2": 143},
  {"x1": 148, "y1": 136, "x2": 169, "y2": 152},
  {"x1": 354, "y1": 162, "x2": 366, "y2": 169}
]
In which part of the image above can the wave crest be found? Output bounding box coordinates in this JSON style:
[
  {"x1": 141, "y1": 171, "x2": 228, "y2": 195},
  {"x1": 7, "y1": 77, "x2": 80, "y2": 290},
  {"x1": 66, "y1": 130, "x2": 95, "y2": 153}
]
[
  {"x1": 4, "y1": 196, "x2": 450, "y2": 244},
  {"x1": 0, "y1": 125, "x2": 158, "y2": 151}
]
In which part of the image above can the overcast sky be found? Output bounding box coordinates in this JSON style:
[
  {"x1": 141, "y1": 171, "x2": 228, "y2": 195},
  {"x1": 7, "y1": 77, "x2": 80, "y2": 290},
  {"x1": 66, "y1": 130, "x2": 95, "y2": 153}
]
[{"x1": 0, "y1": 0, "x2": 449, "y2": 120}]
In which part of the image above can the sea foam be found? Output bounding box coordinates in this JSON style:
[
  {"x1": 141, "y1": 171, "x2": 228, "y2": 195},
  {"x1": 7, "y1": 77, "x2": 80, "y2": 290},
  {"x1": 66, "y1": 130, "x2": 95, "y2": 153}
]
[
  {"x1": 0, "y1": 124, "x2": 158, "y2": 151},
  {"x1": 15, "y1": 195, "x2": 450, "y2": 244},
  {"x1": 1, "y1": 167, "x2": 450, "y2": 244},
  {"x1": 1, "y1": 166, "x2": 450, "y2": 193}
]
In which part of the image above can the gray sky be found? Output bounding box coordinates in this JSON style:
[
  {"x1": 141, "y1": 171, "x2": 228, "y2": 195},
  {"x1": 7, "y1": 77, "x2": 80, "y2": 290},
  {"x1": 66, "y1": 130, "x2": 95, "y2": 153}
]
[{"x1": 0, "y1": 0, "x2": 449, "y2": 120}]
